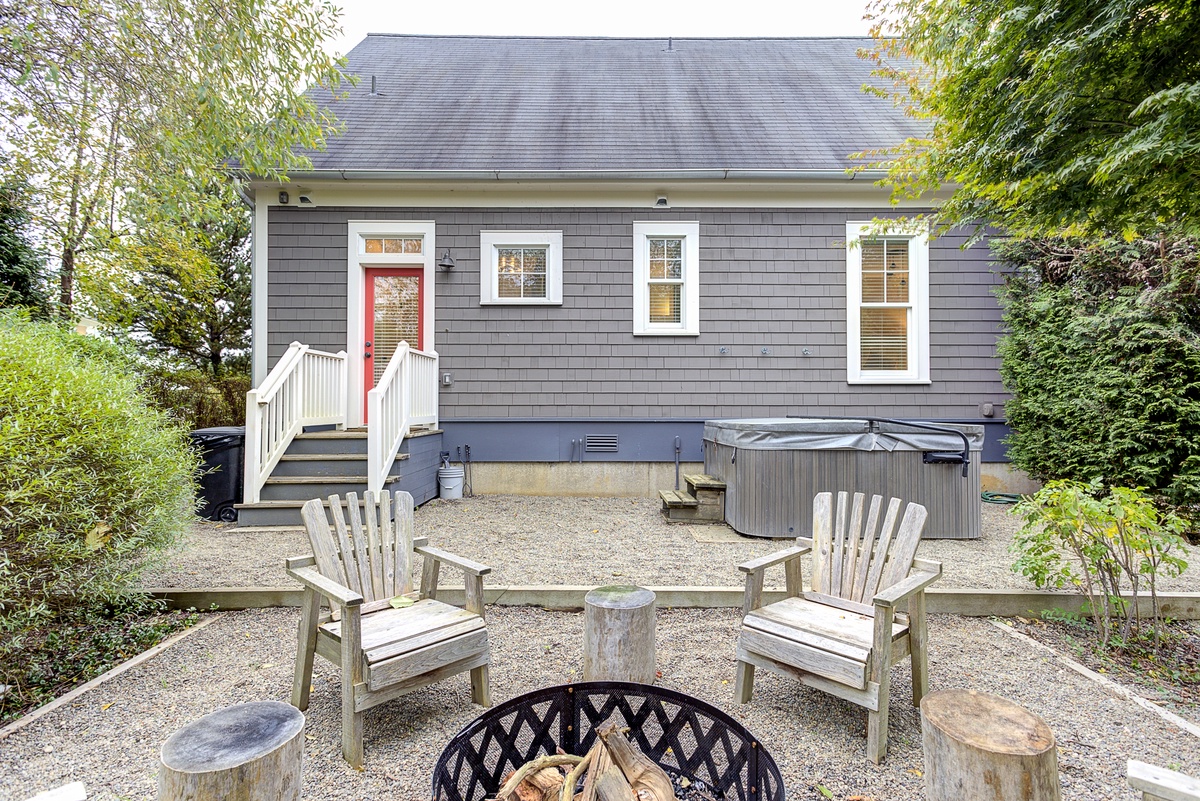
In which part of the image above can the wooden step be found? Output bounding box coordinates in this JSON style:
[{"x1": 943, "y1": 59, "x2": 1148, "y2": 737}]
[
  {"x1": 236, "y1": 493, "x2": 401, "y2": 527},
  {"x1": 658, "y1": 489, "x2": 698, "y2": 508},
  {"x1": 258, "y1": 474, "x2": 401, "y2": 502},
  {"x1": 684, "y1": 473, "x2": 726, "y2": 491},
  {"x1": 278, "y1": 453, "x2": 410, "y2": 462},
  {"x1": 264, "y1": 475, "x2": 401, "y2": 485}
]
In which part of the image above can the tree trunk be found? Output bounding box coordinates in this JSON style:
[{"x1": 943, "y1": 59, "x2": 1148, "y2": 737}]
[{"x1": 58, "y1": 246, "x2": 74, "y2": 318}]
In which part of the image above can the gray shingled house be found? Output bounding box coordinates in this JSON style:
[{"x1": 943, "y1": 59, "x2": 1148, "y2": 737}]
[{"x1": 236, "y1": 35, "x2": 1015, "y2": 526}]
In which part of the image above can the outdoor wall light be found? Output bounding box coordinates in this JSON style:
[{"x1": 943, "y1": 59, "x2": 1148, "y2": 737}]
[
  {"x1": 278, "y1": 191, "x2": 289, "y2": 204},
  {"x1": 655, "y1": 195, "x2": 669, "y2": 208},
  {"x1": 438, "y1": 250, "x2": 456, "y2": 270}
]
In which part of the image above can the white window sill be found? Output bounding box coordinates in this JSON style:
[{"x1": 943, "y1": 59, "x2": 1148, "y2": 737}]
[
  {"x1": 846, "y1": 377, "x2": 932, "y2": 385},
  {"x1": 633, "y1": 330, "x2": 701, "y2": 337},
  {"x1": 479, "y1": 299, "x2": 562, "y2": 306}
]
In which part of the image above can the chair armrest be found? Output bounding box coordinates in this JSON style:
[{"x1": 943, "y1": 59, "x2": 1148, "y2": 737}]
[
  {"x1": 285, "y1": 554, "x2": 316, "y2": 570},
  {"x1": 737, "y1": 545, "x2": 810, "y2": 574},
  {"x1": 872, "y1": 568, "x2": 941, "y2": 609},
  {"x1": 413, "y1": 535, "x2": 429, "y2": 548},
  {"x1": 286, "y1": 564, "x2": 364, "y2": 607},
  {"x1": 738, "y1": 544, "x2": 810, "y2": 614},
  {"x1": 1128, "y1": 759, "x2": 1200, "y2": 801},
  {"x1": 415, "y1": 545, "x2": 492, "y2": 576}
]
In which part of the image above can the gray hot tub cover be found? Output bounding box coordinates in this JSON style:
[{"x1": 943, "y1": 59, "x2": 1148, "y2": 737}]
[{"x1": 703, "y1": 418, "x2": 984, "y2": 453}]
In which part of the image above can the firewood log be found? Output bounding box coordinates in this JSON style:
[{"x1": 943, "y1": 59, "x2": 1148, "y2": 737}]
[
  {"x1": 581, "y1": 738, "x2": 616, "y2": 801},
  {"x1": 494, "y1": 755, "x2": 582, "y2": 801},
  {"x1": 562, "y1": 743, "x2": 599, "y2": 801},
  {"x1": 597, "y1": 724, "x2": 676, "y2": 801},
  {"x1": 595, "y1": 767, "x2": 635, "y2": 801}
]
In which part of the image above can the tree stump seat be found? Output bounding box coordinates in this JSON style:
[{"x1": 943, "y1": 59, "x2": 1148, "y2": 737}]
[
  {"x1": 583, "y1": 585, "x2": 656, "y2": 683},
  {"x1": 921, "y1": 688, "x2": 1060, "y2": 801},
  {"x1": 159, "y1": 700, "x2": 304, "y2": 801}
]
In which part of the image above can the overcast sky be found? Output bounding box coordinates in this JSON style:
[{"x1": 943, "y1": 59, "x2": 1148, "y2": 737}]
[{"x1": 326, "y1": 0, "x2": 876, "y2": 57}]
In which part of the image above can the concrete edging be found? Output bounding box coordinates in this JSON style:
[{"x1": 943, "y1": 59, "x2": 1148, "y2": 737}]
[{"x1": 144, "y1": 586, "x2": 1200, "y2": 619}]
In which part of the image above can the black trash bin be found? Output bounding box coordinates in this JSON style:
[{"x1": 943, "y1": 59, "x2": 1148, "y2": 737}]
[{"x1": 189, "y1": 426, "x2": 245, "y2": 523}]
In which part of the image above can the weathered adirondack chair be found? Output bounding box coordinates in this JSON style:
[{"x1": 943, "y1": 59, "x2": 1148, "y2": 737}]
[
  {"x1": 734, "y1": 491, "x2": 941, "y2": 763},
  {"x1": 286, "y1": 490, "x2": 491, "y2": 768}
]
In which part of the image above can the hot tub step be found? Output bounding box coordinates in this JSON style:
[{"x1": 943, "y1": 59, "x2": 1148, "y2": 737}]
[
  {"x1": 684, "y1": 473, "x2": 726, "y2": 491},
  {"x1": 685, "y1": 474, "x2": 727, "y2": 508},
  {"x1": 659, "y1": 489, "x2": 698, "y2": 508},
  {"x1": 660, "y1": 489, "x2": 723, "y2": 523}
]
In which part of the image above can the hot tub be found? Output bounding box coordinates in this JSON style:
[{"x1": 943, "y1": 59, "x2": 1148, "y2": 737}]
[{"x1": 703, "y1": 417, "x2": 984, "y2": 539}]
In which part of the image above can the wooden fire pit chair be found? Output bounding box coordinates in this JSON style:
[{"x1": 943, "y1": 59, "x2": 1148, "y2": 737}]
[
  {"x1": 733, "y1": 491, "x2": 941, "y2": 763},
  {"x1": 286, "y1": 489, "x2": 491, "y2": 768}
]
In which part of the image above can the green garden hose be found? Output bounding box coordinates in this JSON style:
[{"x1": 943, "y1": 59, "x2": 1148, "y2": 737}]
[{"x1": 981, "y1": 491, "x2": 1024, "y2": 504}]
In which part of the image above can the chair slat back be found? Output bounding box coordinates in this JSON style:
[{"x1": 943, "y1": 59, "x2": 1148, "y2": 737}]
[
  {"x1": 809, "y1": 491, "x2": 928, "y2": 603},
  {"x1": 300, "y1": 490, "x2": 416, "y2": 603}
]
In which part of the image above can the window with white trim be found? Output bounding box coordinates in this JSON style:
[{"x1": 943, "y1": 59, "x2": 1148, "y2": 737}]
[
  {"x1": 479, "y1": 230, "x2": 563, "y2": 304},
  {"x1": 632, "y1": 221, "x2": 700, "y2": 336},
  {"x1": 845, "y1": 222, "x2": 930, "y2": 383}
]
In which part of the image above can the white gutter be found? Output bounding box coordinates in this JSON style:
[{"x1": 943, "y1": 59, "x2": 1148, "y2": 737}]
[{"x1": 250, "y1": 168, "x2": 886, "y2": 183}]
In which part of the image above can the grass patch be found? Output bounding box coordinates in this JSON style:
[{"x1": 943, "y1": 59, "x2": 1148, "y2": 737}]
[{"x1": 0, "y1": 596, "x2": 198, "y2": 725}]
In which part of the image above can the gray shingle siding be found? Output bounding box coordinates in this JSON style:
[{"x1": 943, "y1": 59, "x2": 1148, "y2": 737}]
[{"x1": 267, "y1": 206, "x2": 1007, "y2": 421}]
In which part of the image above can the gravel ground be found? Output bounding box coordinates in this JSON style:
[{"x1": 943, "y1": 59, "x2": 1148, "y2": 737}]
[
  {"x1": 3, "y1": 607, "x2": 1197, "y2": 801},
  {"x1": 7, "y1": 496, "x2": 1196, "y2": 800},
  {"x1": 141, "y1": 495, "x2": 1200, "y2": 592}
]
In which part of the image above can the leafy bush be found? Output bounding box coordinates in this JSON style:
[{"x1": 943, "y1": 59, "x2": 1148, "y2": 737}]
[
  {"x1": 143, "y1": 368, "x2": 250, "y2": 429},
  {"x1": 996, "y1": 236, "x2": 1200, "y2": 514},
  {"x1": 1012, "y1": 479, "x2": 1189, "y2": 646},
  {"x1": 0, "y1": 312, "x2": 197, "y2": 648}
]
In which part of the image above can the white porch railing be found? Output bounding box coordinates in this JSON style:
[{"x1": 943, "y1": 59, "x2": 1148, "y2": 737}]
[
  {"x1": 244, "y1": 342, "x2": 347, "y2": 504},
  {"x1": 367, "y1": 342, "x2": 439, "y2": 494}
]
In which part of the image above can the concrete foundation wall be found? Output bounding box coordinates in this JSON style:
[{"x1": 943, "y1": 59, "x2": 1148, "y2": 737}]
[
  {"x1": 458, "y1": 460, "x2": 1039, "y2": 498},
  {"x1": 466, "y1": 462, "x2": 705, "y2": 497},
  {"x1": 981, "y1": 462, "x2": 1042, "y2": 495}
]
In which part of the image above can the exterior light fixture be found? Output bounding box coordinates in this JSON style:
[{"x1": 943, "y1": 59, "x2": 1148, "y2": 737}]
[
  {"x1": 438, "y1": 250, "x2": 456, "y2": 270},
  {"x1": 655, "y1": 195, "x2": 669, "y2": 208}
]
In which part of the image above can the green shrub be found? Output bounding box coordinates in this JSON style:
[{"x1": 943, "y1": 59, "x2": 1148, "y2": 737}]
[
  {"x1": 0, "y1": 596, "x2": 197, "y2": 723},
  {"x1": 1012, "y1": 479, "x2": 1189, "y2": 647},
  {"x1": 143, "y1": 368, "x2": 250, "y2": 430},
  {"x1": 996, "y1": 236, "x2": 1200, "y2": 515},
  {"x1": 0, "y1": 312, "x2": 197, "y2": 645}
]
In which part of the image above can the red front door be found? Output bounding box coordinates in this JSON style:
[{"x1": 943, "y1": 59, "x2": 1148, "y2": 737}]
[{"x1": 364, "y1": 267, "x2": 423, "y2": 419}]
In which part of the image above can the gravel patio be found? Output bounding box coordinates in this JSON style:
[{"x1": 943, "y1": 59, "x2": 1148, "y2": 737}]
[{"x1": 3, "y1": 496, "x2": 1198, "y2": 801}]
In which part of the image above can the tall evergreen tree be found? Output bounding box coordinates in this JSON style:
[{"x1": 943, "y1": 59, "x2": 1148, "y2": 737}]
[{"x1": 0, "y1": 174, "x2": 49, "y2": 315}]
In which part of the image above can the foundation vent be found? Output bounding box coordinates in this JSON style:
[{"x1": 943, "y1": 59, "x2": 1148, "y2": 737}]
[{"x1": 585, "y1": 434, "x2": 619, "y2": 453}]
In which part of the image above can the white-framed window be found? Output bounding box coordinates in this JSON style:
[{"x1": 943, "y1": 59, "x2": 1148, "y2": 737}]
[
  {"x1": 845, "y1": 221, "x2": 930, "y2": 384},
  {"x1": 479, "y1": 230, "x2": 563, "y2": 305},
  {"x1": 632, "y1": 221, "x2": 700, "y2": 336}
]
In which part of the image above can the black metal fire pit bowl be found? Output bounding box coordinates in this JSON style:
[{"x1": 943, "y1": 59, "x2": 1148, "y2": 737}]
[{"x1": 431, "y1": 681, "x2": 784, "y2": 801}]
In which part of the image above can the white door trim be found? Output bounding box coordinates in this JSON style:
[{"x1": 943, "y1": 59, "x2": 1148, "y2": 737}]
[{"x1": 346, "y1": 220, "x2": 436, "y2": 428}]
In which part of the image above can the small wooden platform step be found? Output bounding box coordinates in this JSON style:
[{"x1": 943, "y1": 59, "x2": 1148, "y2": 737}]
[
  {"x1": 658, "y1": 490, "x2": 697, "y2": 508},
  {"x1": 660, "y1": 474, "x2": 726, "y2": 523}
]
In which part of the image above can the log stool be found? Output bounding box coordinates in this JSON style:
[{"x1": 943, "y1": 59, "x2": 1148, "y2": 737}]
[
  {"x1": 159, "y1": 701, "x2": 304, "y2": 801},
  {"x1": 921, "y1": 688, "x2": 1060, "y2": 801},
  {"x1": 584, "y1": 585, "x2": 656, "y2": 683}
]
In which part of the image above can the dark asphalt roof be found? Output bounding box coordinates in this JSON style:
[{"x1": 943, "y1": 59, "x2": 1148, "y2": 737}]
[{"x1": 304, "y1": 35, "x2": 925, "y2": 173}]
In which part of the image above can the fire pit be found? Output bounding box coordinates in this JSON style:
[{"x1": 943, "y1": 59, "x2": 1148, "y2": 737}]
[{"x1": 432, "y1": 681, "x2": 784, "y2": 801}]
